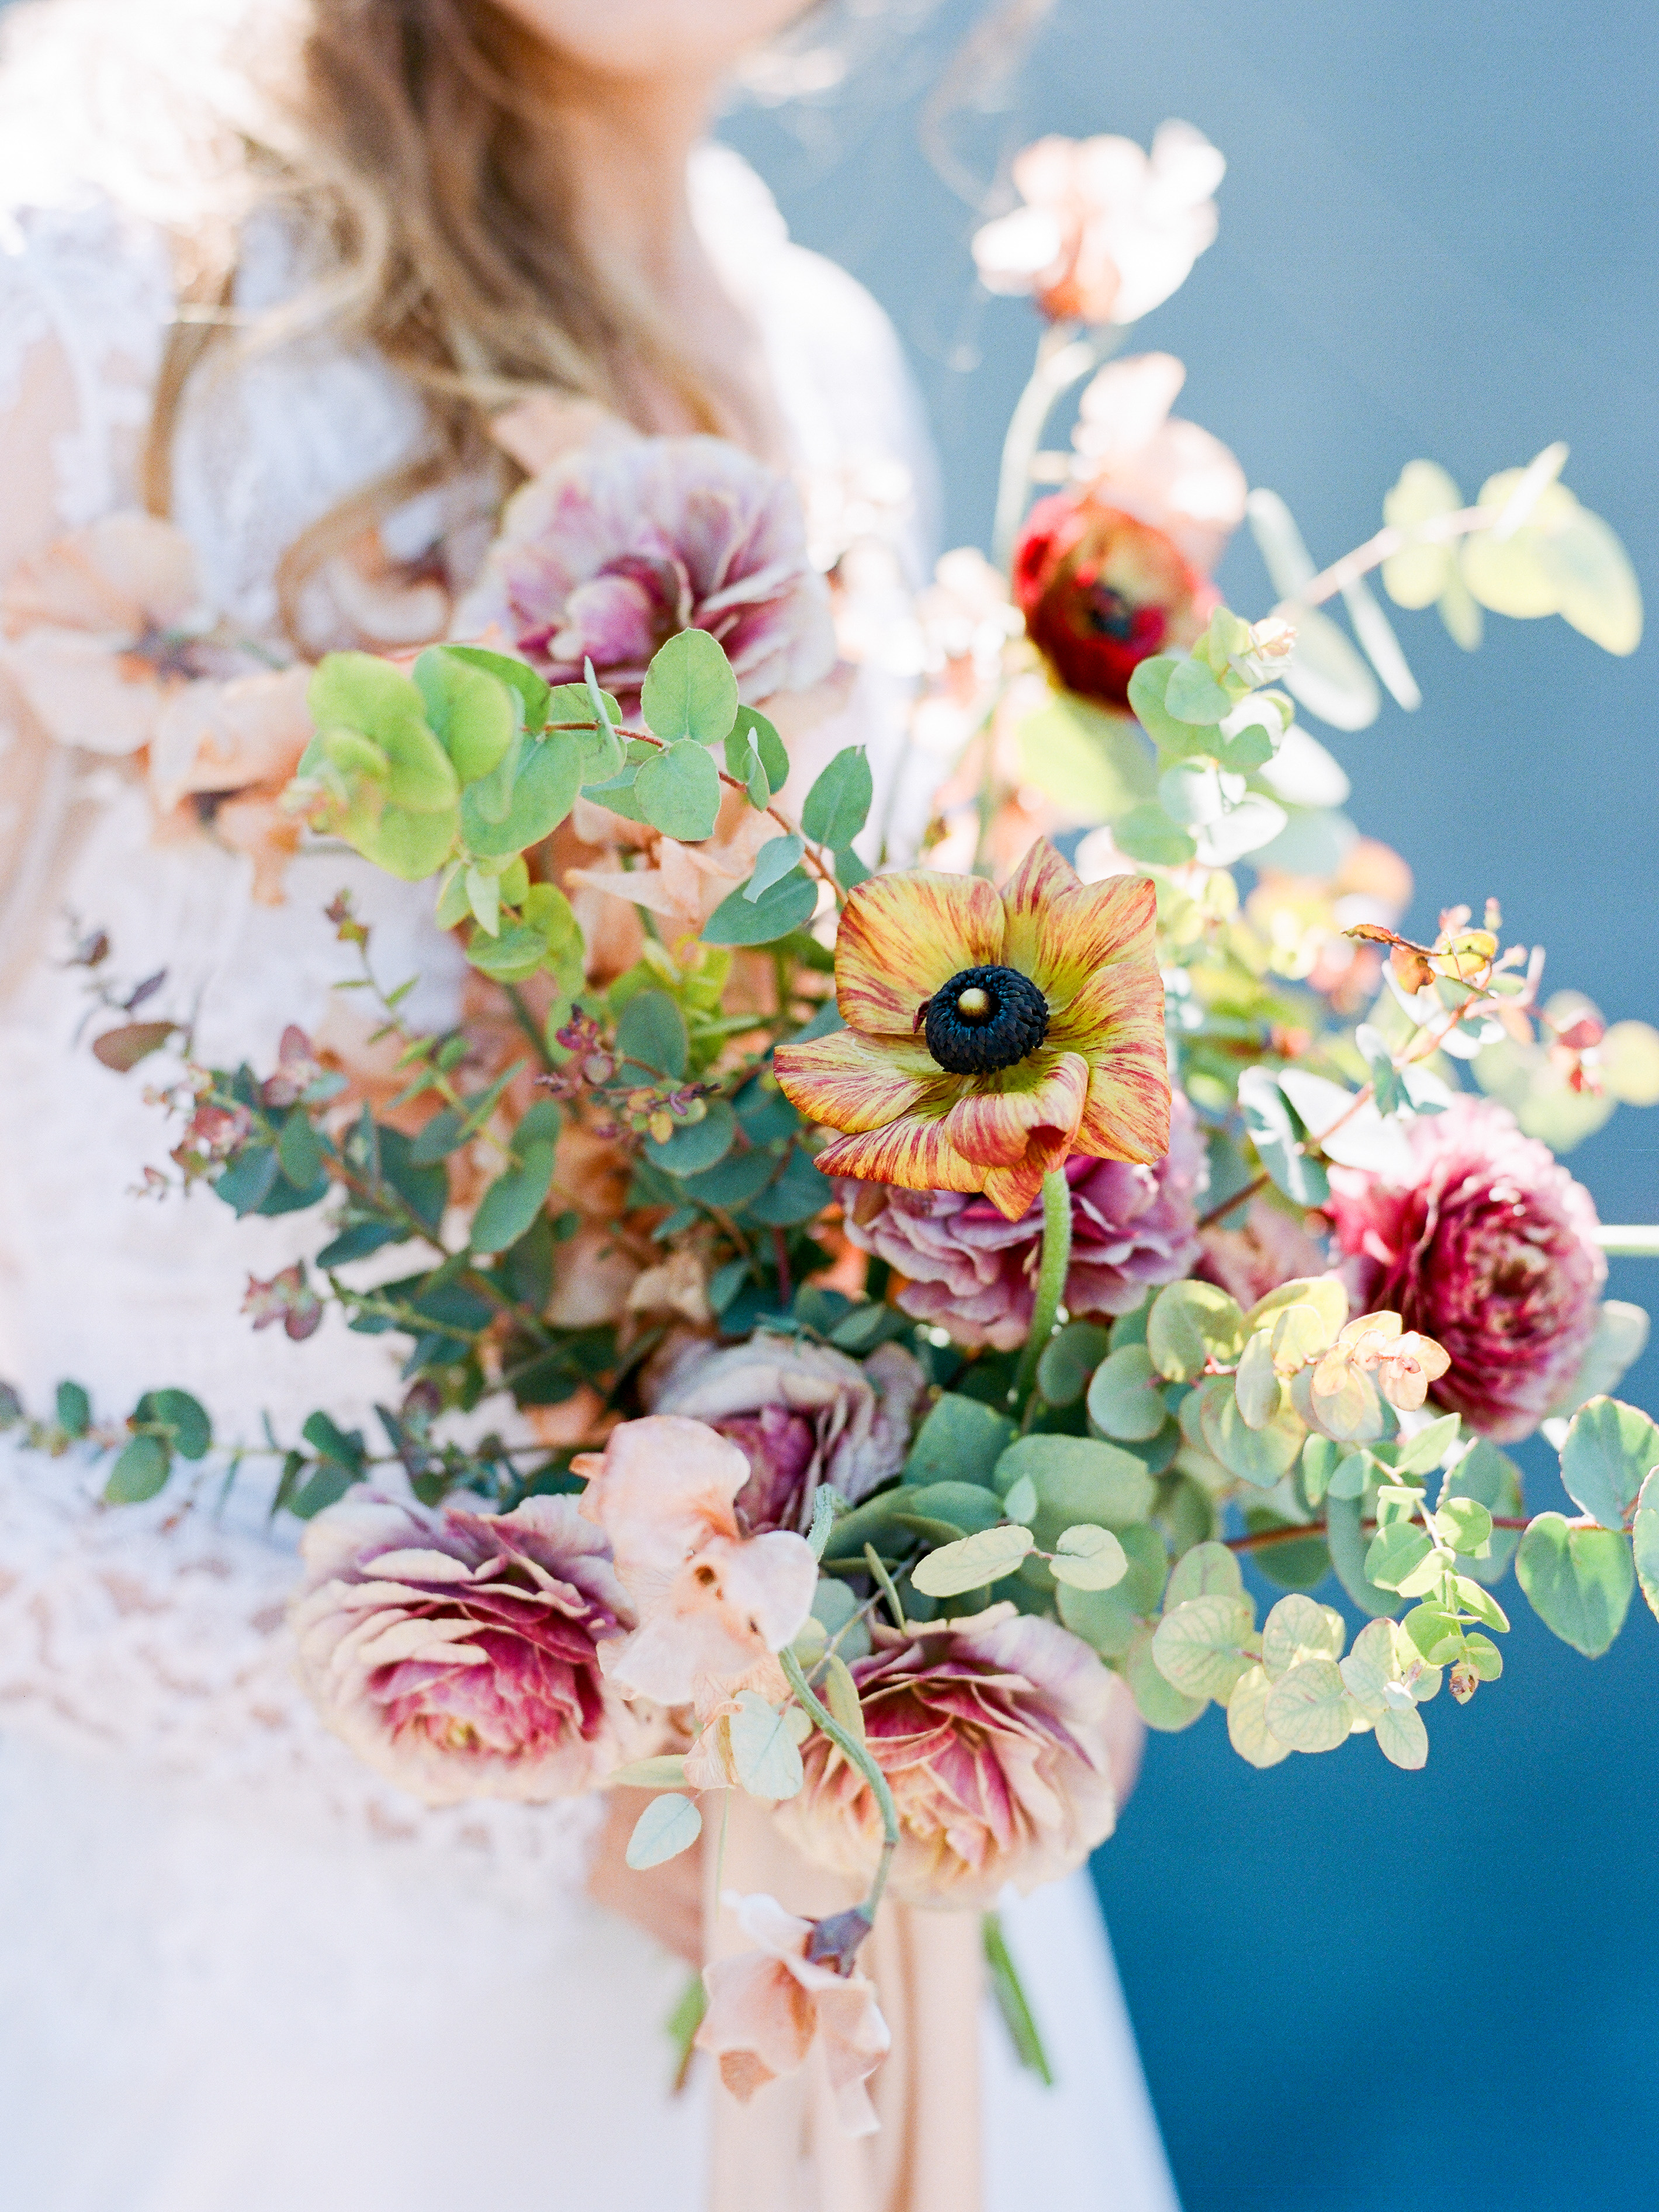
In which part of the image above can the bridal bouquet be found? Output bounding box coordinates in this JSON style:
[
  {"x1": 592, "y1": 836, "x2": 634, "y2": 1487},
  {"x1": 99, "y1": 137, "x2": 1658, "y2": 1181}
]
[{"x1": 9, "y1": 120, "x2": 1657, "y2": 2128}]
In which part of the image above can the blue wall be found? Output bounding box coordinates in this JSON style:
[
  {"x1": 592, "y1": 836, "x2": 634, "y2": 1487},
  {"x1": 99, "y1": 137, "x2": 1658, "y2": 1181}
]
[{"x1": 726, "y1": 5, "x2": 1659, "y2": 2206}]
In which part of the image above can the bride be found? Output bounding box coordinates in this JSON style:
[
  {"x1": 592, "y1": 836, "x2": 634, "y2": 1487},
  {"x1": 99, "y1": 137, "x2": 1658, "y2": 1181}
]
[{"x1": 0, "y1": 2, "x2": 1180, "y2": 2206}]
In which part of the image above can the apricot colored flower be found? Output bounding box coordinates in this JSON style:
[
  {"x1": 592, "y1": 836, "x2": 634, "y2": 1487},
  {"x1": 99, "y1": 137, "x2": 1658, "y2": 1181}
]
[
  {"x1": 774, "y1": 839, "x2": 1169, "y2": 1221},
  {"x1": 696, "y1": 1892, "x2": 891, "y2": 2137},
  {"x1": 573, "y1": 1415, "x2": 818, "y2": 1704},
  {"x1": 1069, "y1": 352, "x2": 1247, "y2": 575},
  {"x1": 971, "y1": 122, "x2": 1223, "y2": 327}
]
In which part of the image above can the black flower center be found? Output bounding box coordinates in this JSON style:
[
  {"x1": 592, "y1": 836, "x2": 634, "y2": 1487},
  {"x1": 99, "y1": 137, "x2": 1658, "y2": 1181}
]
[{"x1": 919, "y1": 965, "x2": 1050, "y2": 1076}]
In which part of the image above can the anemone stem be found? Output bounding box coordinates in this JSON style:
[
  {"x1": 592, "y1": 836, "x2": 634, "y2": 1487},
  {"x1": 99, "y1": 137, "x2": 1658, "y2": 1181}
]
[{"x1": 1013, "y1": 1168, "x2": 1072, "y2": 1408}]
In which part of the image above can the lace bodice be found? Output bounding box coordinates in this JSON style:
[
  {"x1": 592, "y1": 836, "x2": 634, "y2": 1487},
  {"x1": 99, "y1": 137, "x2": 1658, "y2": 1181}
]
[{"x1": 0, "y1": 144, "x2": 935, "y2": 1825}]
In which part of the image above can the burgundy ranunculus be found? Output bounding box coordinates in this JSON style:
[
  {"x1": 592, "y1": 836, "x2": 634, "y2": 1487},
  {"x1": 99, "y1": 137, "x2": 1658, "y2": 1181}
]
[
  {"x1": 841, "y1": 1089, "x2": 1206, "y2": 1351},
  {"x1": 1012, "y1": 492, "x2": 1210, "y2": 708},
  {"x1": 453, "y1": 434, "x2": 836, "y2": 711},
  {"x1": 774, "y1": 1606, "x2": 1127, "y2": 1906},
  {"x1": 290, "y1": 1493, "x2": 638, "y2": 1805},
  {"x1": 1326, "y1": 1096, "x2": 1606, "y2": 1443},
  {"x1": 649, "y1": 1334, "x2": 926, "y2": 1534}
]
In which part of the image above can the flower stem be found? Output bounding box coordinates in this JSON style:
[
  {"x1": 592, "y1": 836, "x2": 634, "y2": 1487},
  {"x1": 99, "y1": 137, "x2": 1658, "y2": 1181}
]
[
  {"x1": 1013, "y1": 1168, "x2": 1072, "y2": 1408},
  {"x1": 1594, "y1": 1226, "x2": 1659, "y2": 1258},
  {"x1": 780, "y1": 1646, "x2": 899, "y2": 1922},
  {"x1": 991, "y1": 324, "x2": 1121, "y2": 572}
]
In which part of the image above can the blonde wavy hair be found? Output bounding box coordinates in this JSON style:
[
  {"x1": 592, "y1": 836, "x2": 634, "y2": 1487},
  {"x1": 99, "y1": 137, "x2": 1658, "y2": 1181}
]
[{"x1": 1, "y1": 0, "x2": 732, "y2": 640}]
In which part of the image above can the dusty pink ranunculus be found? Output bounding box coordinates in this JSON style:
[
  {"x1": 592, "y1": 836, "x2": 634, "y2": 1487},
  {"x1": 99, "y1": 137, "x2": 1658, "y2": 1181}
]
[
  {"x1": 453, "y1": 434, "x2": 836, "y2": 710},
  {"x1": 842, "y1": 1090, "x2": 1206, "y2": 1351},
  {"x1": 775, "y1": 1605, "x2": 1124, "y2": 1907},
  {"x1": 649, "y1": 1334, "x2": 927, "y2": 1533},
  {"x1": 1327, "y1": 1096, "x2": 1606, "y2": 1442},
  {"x1": 290, "y1": 1492, "x2": 638, "y2": 1805},
  {"x1": 696, "y1": 1892, "x2": 892, "y2": 2137},
  {"x1": 573, "y1": 1415, "x2": 818, "y2": 1705}
]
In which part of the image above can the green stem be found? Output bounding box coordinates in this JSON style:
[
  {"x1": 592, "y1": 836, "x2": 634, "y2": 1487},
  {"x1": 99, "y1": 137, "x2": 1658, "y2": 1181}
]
[
  {"x1": 982, "y1": 1911, "x2": 1055, "y2": 2086},
  {"x1": 780, "y1": 1646, "x2": 899, "y2": 1919},
  {"x1": 1013, "y1": 1168, "x2": 1072, "y2": 1408},
  {"x1": 1595, "y1": 1226, "x2": 1659, "y2": 1258}
]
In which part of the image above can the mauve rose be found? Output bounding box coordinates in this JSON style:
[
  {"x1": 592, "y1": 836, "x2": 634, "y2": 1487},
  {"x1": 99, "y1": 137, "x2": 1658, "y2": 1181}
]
[
  {"x1": 1013, "y1": 493, "x2": 1210, "y2": 709},
  {"x1": 453, "y1": 434, "x2": 836, "y2": 710},
  {"x1": 775, "y1": 1605, "x2": 1124, "y2": 1907},
  {"x1": 1327, "y1": 1096, "x2": 1606, "y2": 1443},
  {"x1": 843, "y1": 1091, "x2": 1206, "y2": 1352},
  {"x1": 290, "y1": 1493, "x2": 636, "y2": 1805},
  {"x1": 650, "y1": 1334, "x2": 927, "y2": 1532}
]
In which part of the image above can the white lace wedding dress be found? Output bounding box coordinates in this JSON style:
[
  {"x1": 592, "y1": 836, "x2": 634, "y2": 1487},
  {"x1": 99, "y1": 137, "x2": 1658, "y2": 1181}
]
[{"x1": 0, "y1": 141, "x2": 1180, "y2": 2212}]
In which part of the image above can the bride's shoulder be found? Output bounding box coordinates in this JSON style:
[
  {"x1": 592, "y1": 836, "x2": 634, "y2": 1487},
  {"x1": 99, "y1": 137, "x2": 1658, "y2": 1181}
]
[{"x1": 692, "y1": 140, "x2": 917, "y2": 399}]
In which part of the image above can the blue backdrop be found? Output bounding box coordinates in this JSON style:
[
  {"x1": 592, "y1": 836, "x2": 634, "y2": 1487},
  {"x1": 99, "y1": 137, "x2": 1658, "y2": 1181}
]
[{"x1": 725, "y1": 5, "x2": 1659, "y2": 2207}]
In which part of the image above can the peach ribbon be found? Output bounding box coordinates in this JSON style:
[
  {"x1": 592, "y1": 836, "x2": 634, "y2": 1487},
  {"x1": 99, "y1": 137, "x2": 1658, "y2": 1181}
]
[{"x1": 703, "y1": 1792, "x2": 983, "y2": 2212}]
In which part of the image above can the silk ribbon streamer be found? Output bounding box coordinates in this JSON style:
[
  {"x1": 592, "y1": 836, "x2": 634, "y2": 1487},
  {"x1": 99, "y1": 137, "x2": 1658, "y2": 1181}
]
[{"x1": 703, "y1": 1791, "x2": 984, "y2": 2212}]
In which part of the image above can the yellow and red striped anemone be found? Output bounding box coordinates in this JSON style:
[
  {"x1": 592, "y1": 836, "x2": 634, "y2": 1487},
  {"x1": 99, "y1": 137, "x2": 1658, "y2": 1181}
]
[{"x1": 774, "y1": 839, "x2": 1169, "y2": 1221}]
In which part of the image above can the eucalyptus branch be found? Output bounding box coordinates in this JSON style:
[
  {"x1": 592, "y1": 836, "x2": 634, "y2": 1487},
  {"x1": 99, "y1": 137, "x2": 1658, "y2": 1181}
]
[
  {"x1": 1294, "y1": 504, "x2": 1498, "y2": 613},
  {"x1": 780, "y1": 1646, "x2": 900, "y2": 1921}
]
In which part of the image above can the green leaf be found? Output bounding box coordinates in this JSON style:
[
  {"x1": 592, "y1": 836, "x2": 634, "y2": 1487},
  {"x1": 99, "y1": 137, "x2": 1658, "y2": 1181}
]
[
  {"x1": 702, "y1": 868, "x2": 818, "y2": 946},
  {"x1": 1392, "y1": 1412, "x2": 1463, "y2": 1478},
  {"x1": 725, "y1": 705, "x2": 789, "y2": 802},
  {"x1": 459, "y1": 732, "x2": 583, "y2": 857},
  {"x1": 1152, "y1": 1593, "x2": 1255, "y2": 1700},
  {"x1": 1055, "y1": 1524, "x2": 1168, "y2": 1659},
  {"x1": 616, "y1": 990, "x2": 688, "y2": 1081},
  {"x1": 1364, "y1": 1521, "x2": 1435, "y2": 1593},
  {"x1": 746, "y1": 834, "x2": 806, "y2": 902},
  {"x1": 1124, "y1": 1628, "x2": 1206, "y2": 1732},
  {"x1": 1237, "y1": 1068, "x2": 1330, "y2": 1207},
  {"x1": 1165, "y1": 1540, "x2": 1242, "y2": 1608},
  {"x1": 747, "y1": 1148, "x2": 832, "y2": 1227},
  {"x1": 626, "y1": 1792, "x2": 704, "y2": 1869},
  {"x1": 1145, "y1": 1280, "x2": 1246, "y2": 1383},
  {"x1": 605, "y1": 1754, "x2": 691, "y2": 1789},
  {"x1": 1440, "y1": 1439, "x2": 1525, "y2": 1586},
  {"x1": 1085, "y1": 1344, "x2": 1168, "y2": 1440},
  {"x1": 1260, "y1": 1591, "x2": 1345, "y2": 1678},
  {"x1": 1263, "y1": 1657, "x2": 1351, "y2": 1753},
  {"x1": 1163, "y1": 656, "x2": 1235, "y2": 724},
  {"x1": 470, "y1": 1140, "x2": 556, "y2": 1255},
  {"x1": 1014, "y1": 692, "x2": 1156, "y2": 819},
  {"x1": 442, "y1": 643, "x2": 552, "y2": 732},
  {"x1": 302, "y1": 1410, "x2": 366, "y2": 1475},
  {"x1": 56, "y1": 1379, "x2": 92, "y2": 1436},
  {"x1": 289, "y1": 1465, "x2": 356, "y2": 1519},
  {"x1": 1558, "y1": 1396, "x2": 1659, "y2": 1530},
  {"x1": 413, "y1": 645, "x2": 518, "y2": 784},
  {"x1": 1435, "y1": 1496, "x2": 1494, "y2": 1558},
  {"x1": 1225, "y1": 1663, "x2": 1293, "y2": 1768},
  {"x1": 1111, "y1": 801, "x2": 1197, "y2": 868},
  {"x1": 134, "y1": 1388, "x2": 212, "y2": 1462},
  {"x1": 641, "y1": 628, "x2": 739, "y2": 746},
  {"x1": 1633, "y1": 1470, "x2": 1659, "y2": 1627},
  {"x1": 1050, "y1": 1524, "x2": 1128, "y2": 1590},
  {"x1": 105, "y1": 1433, "x2": 172, "y2": 1504},
  {"x1": 1036, "y1": 1321, "x2": 1110, "y2": 1409},
  {"x1": 309, "y1": 654, "x2": 458, "y2": 813},
  {"x1": 278, "y1": 1110, "x2": 324, "y2": 1192},
  {"x1": 635, "y1": 740, "x2": 722, "y2": 842},
  {"x1": 905, "y1": 1393, "x2": 1018, "y2": 1490},
  {"x1": 361, "y1": 802, "x2": 460, "y2": 882},
  {"x1": 728, "y1": 1690, "x2": 805, "y2": 1800},
  {"x1": 995, "y1": 1433, "x2": 1156, "y2": 1546},
  {"x1": 801, "y1": 747, "x2": 873, "y2": 850},
  {"x1": 645, "y1": 1099, "x2": 737, "y2": 1176},
  {"x1": 1197, "y1": 1379, "x2": 1305, "y2": 1490},
  {"x1": 1373, "y1": 1701, "x2": 1429, "y2": 1770},
  {"x1": 1515, "y1": 1514, "x2": 1635, "y2": 1658},
  {"x1": 1326, "y1": 1491, "x2": 1406, "y2": 1619},
  {"x1": 910, "y1": 1523, "x2": 1034, "y2": 1597}
]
